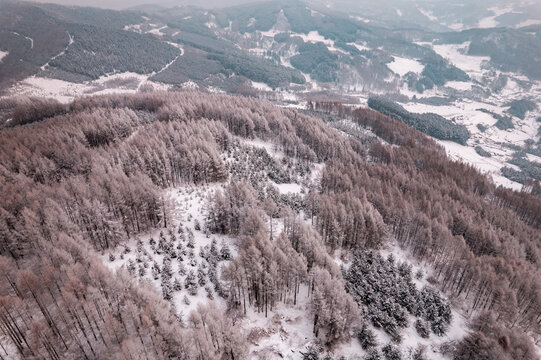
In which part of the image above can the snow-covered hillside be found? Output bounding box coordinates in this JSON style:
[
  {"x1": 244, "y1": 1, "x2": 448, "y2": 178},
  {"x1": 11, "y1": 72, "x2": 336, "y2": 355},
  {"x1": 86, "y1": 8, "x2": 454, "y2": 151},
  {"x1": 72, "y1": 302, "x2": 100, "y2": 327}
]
[{"x1": 101, "y1": 135, "x2": 473, "y2": 359}]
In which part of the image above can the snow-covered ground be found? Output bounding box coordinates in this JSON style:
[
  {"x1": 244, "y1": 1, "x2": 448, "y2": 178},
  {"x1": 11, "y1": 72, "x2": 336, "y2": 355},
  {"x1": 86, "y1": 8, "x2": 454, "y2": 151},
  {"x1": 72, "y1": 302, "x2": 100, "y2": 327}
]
[
  {"x1": 389, "y1": 37, "x2": 541, "y2": 190},
  {"x1": 437, "y1": 140, "x2": 523, "y2": 190},
  {"x1": 431, "y1": 42, "x2": 490, "y2": 78},
  {"x1": 7, "y1": 72, "x2": 171, "y2": 103},
  {"x1": 387, "y1": 57, "x2": 424, "y2": 76},
  {"x1": 399, "y1": 96, "x2": 537, "y2": 190},
  {"x1": 252, "y1": 81, "x2": 273, "y2": 92},
  {"x1": 477, "y1": 6, "x2": 514, "y2": 28},
  {"x1": 148, "y1": 25, "x2": 168, "y2": 36},
  {"x1": 242, "y1": 284, "x2": 315, "y2": 360},
  {"x1": 379, "y1": 243, "x2": 470, "y2": 360},
  {"x1": 347, "y1": 42, "x2": 370, "y2": 52},
  {"x1": 5, "y1": 36, "x2": 182, "y2": 103},
  {"x1": 0, "y1": 50, "x2": 8, "y2": 63},
  {"x1": 293, "y1": 31, "x2": 348, "y2": 54},
  {"x1": 104, "y1": 185, "x2": 230, "y2": 316},
  {"x1": 516, "y1": 19, "x2": 541, "y2": 28},
  {"x1": 17, "y1": 32, "x2": 33, "y2": 49},
  {"x1": 418, "y1": 8, "x2": 438, "y2": 22}
]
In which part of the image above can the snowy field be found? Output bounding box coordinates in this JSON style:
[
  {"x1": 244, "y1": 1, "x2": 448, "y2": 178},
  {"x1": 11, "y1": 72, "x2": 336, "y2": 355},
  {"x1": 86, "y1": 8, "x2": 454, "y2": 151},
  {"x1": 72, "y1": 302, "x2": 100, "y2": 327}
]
[
  {"x1": 7, "y1": 73, "x2": 172, "y2": 103},
  {"x1": 388, "y1": 37, "x2": 541, "y2": 190},
  {"x1": 387, "y1": 57, "x2": 425, "y2": 76},
  {"x1": 431, "y1": 42, "x2": 490, "y2": 78},
  {"x1": 400, "y1": 97, "x2": 537, "y2": 190},
  {"x1": 477, "y1": 6, "x2": 514, "y2": 28}
]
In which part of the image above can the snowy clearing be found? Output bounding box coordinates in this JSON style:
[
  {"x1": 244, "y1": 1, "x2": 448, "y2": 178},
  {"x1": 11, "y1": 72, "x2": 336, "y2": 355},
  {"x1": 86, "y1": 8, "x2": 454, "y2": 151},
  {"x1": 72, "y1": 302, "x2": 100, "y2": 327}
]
[
  {"x1": 8, "y1": 72, "x2": 171, "y2": 103},
  {"x1": 104, "y1": 185, "x2": 231, "y2": 316},
  {"x1": 477, "y1": 6, "x2": 514, "y2": 28},
  {"x1": 242, "y1": 284, "x2": 315, "y2": 360},
  {"x1": 445, "y1": 80, "x2": 473, "y2": 91},
  {"x1": 387, "y1": 57, "x2": 424, "y2": 76},
  {"x1": 418, "y1": 8, "x2": 438, "y2": 22},
  {"x1": 274, "y1": 182, "x2": 303, "y2": 195},
  {"x1": 244, "y1": 138, "x2": 282, "y2": 159},
  {"x1": 294, "y1": 31, "x2": 347, "y2": 53},
  {"x1": 516, "y1": 19, "x2": 541, "y2": 28},
  {"x1": 148, "y1": 25, "x2": 168, "y2": 36},
  {"x1": 432, "y1": 42, "x2": 490, "y2": 76},
  {"x1": 526, "y1": 153, "x2": 541, "y2": 164},
  {"x1": 347, "y1": 42, "x2": 370, "y2": 52},
  {"x1": 252, "y1": 81, "x2": 273, "y2": 91}
]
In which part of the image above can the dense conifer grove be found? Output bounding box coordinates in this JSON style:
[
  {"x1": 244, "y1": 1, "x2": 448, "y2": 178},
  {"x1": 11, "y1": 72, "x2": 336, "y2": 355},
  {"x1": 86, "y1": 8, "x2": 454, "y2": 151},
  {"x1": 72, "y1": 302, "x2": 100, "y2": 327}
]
[{"x1": 0, "y1": 92, "x2": 539, "y2": 359}]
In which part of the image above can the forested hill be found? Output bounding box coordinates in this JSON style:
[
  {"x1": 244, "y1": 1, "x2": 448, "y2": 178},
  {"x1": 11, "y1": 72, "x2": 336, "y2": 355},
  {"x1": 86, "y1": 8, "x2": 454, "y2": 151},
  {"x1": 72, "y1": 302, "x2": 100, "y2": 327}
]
[
  {"x1": 0, "y1": 91, "x2": 539, "y2": 359},
  {"x1": 3, "y1": 0, "x2": 540, "y2": 190}
]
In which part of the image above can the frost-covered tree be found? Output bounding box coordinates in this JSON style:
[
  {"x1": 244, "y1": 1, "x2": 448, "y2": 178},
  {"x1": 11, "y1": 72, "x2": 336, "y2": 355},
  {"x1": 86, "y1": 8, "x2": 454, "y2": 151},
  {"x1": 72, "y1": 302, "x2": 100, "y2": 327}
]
[
  {"x1": 365, "y1": 348, "x2": 382, "y2": 360},
  {"x1": 220, "y1": 241, "x2": 231, "y2": 260},
  {"x1": 415, "y1": 319, "x2": 430, "y2": 339},
  {"x1": 197, "y1": 263, "x2": 207, "y2": 287},
  {"x1": 178, "y1": 262, "x2": 187, "y2": 276},
  {"x1": 382, "y1": 343, "x2": 401, "y2": 360},
  {"x1": 185, "y1": 270, "x2": 198, "y2": 296},
  {"x1": 138, "y1": 264, "x2": 146, "y2": 277},
  {"x1": 162, "y1": 277, "x2": 173, "y2": 301},
  {"x1": 173, "y1": 277, "x2": 182, "y2": 291},
  {"x1": 311, "y1": 267, "x2": 360, "y2": 344},
  {"x1": 183, "y1": 295, "x2": 191, "y2": 305},
  {"x1": 162, "y1": 257, "x2": 173, "y2": 281},
  {"x1": 358, "y1": 324, "x2": 377, "y2": 349},
  {"x1": 205, "y1": 285, "x2": 214, "y2": 299},
  {"x1": 152, "y1": 263, "x2": 160, "y2": 280},
  {"x1": 210, "y1": 238, "x2": 219, "y2": 260},
  {"x1": 126, "y1": 259, "x2": 136, "y2": 276}
]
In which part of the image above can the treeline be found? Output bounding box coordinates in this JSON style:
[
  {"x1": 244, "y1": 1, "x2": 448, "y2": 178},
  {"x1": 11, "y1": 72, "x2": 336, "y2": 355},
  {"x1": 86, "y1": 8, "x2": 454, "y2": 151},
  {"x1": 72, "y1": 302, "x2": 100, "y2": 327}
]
[
  {"x1": 367, "y1": 97, "x2": 471, "y2": 145},
  {"x1": 0, "y1": 96, "x2": 67, "y2": 127}
]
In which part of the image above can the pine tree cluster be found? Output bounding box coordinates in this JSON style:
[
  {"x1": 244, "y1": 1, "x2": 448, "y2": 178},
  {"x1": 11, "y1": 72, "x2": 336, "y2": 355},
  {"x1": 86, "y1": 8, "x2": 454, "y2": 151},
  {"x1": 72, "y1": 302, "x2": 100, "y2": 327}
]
[{"x1": 345, "y1": 251, "x2": 452, "y2": 341}]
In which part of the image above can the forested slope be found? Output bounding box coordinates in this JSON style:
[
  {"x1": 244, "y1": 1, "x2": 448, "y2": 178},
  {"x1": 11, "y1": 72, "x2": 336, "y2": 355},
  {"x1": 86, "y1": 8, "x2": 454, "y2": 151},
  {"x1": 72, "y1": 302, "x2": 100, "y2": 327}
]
[{"x1": 0, "y1": 92, "x2": 539, "y2": 359}]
